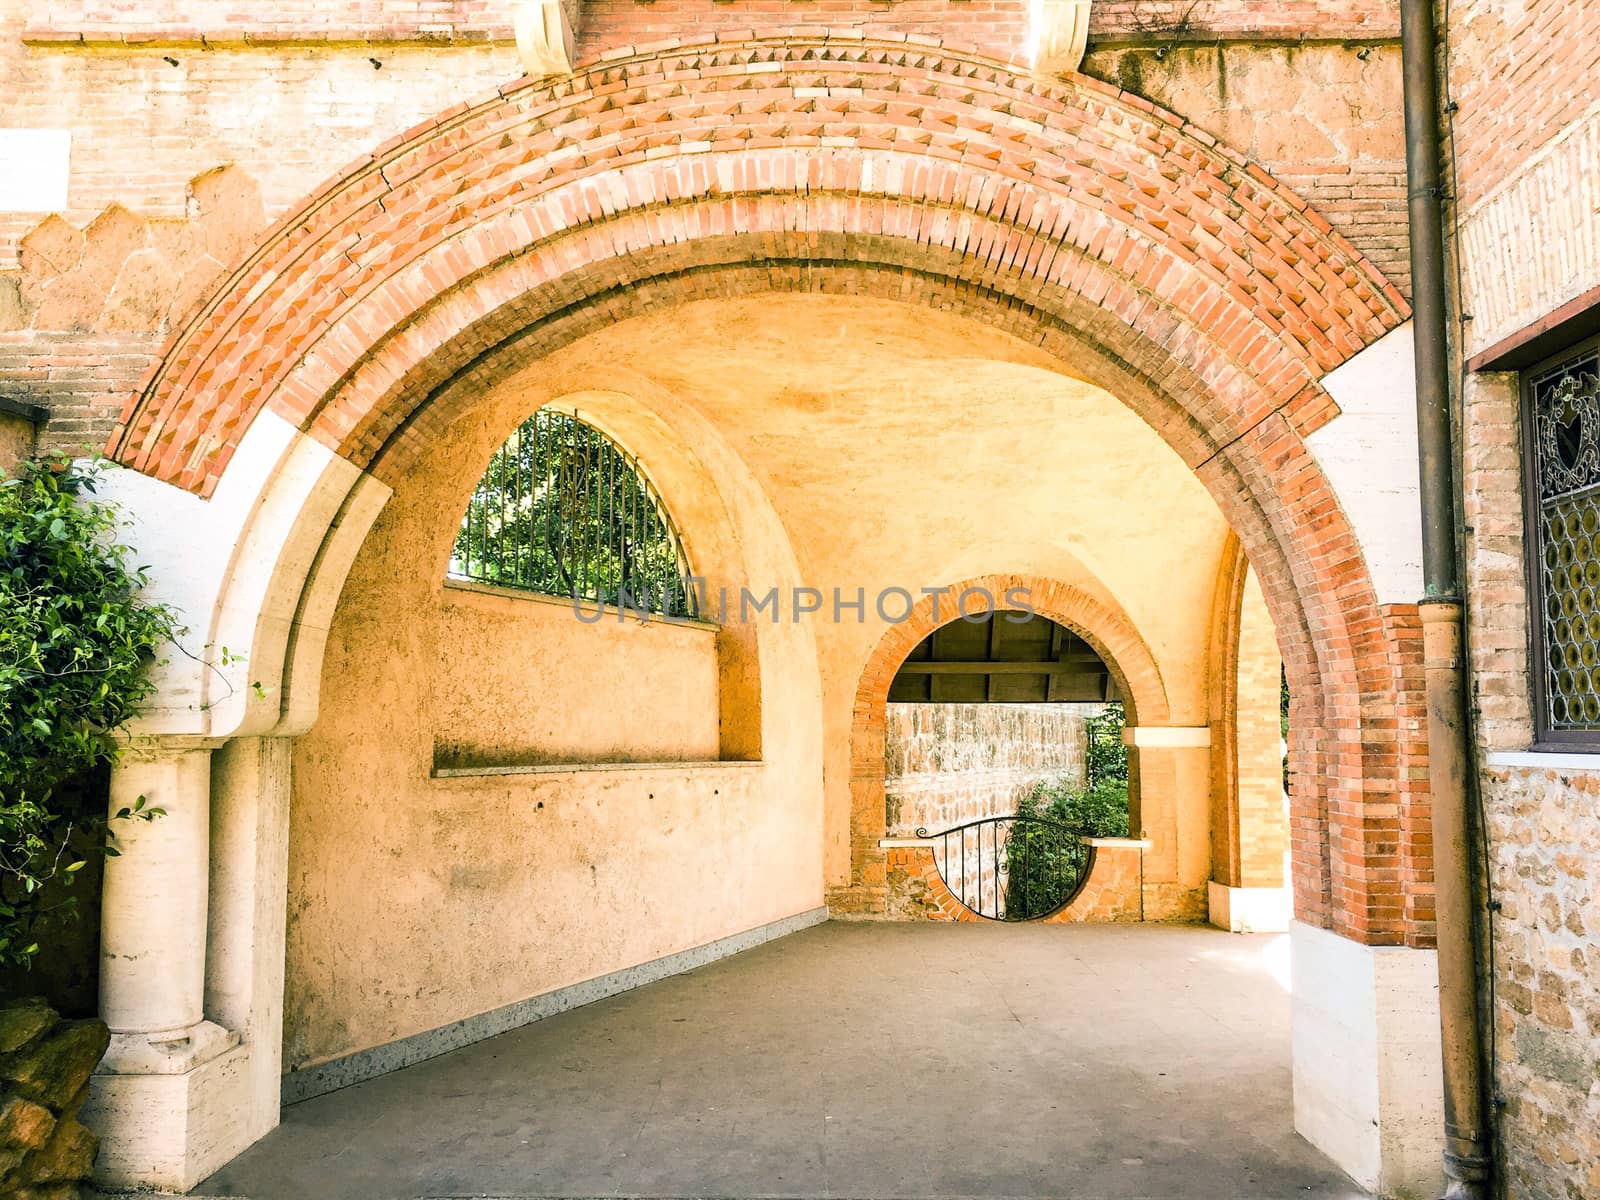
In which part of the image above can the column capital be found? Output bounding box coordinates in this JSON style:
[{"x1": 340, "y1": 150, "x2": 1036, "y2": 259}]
[
  {"x1": 1122, "y1": 724, "x2": 1212, "y2": 749},
  {"x1": 113, "y1": 734, "x2": 228, "y2": 764}
]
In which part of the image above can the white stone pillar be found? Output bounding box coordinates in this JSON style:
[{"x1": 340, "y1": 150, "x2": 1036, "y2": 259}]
[
  {"x1": 100, "y1": 746, "x2": 216, "y2": 1038},
  {"x1": 1291, "y1": 921, "x2": 1445, "y2": 1198},
  {"x1": 87, "y1": 741, "x2": 242, "y2": 1191}
]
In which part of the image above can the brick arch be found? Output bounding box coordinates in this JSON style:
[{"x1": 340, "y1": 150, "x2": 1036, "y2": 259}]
[
  {"x1": 839, "y1": 574, "x2": 1170, "y2": 914},
  {"x1": 109, "y1": 31, "x2": 1406, "y2": 492},
  {"x1": 104, "y1": 30, "x2": 1428, "y2": 946}
]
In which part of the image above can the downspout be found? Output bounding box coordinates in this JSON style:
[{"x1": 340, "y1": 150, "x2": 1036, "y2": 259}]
[{"x1": 1399, "y1": 1, "x2": 1493, "y2": 1197}]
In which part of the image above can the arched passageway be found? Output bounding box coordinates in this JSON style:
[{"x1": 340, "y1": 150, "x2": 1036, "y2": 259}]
[{"x1": 86, "y1": 33, "x2": 1439, "y2": 1200}]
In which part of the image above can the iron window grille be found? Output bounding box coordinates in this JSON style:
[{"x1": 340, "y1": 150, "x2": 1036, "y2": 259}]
[
  {"x1": 1522, "y1": 334, "x2": 1600, "y2": 744},
  {"x1": 449, "y1": 409, "x2": 700, "y2": 620}
]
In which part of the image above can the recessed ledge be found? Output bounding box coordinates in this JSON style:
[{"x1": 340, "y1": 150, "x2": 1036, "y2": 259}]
[
  {"x1": 878, "y1": 835, "x2": 1151, "y2": 849},
  {"x1": 1485, "y1": 750, "x2": 1600, "y2": 773},
  {"x1": 433, "y1": 759, "x2": 763, "y2": 780},
  {"x1": 442, "y1": 577, "x2": 722, "y2": 632}
]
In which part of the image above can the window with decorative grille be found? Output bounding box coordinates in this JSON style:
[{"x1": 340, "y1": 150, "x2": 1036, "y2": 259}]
[
  {"x1": 1524, "y1": 335, "x2": 1600, "y2": 742},
  {"x1": 449, "y1": 409, "x2": 700, "y2": 620}
]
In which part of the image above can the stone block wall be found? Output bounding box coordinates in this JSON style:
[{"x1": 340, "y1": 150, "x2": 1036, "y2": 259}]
[
  {"x1": 882, "y1": 702, "x2": 1098, "y2": 836},
  {"x1": 1479, "y1": 767, "x2": 1600, "y2": 1200},
  {"x1": 0, "y1": 998, "x2": 109, "y2": 1198}
]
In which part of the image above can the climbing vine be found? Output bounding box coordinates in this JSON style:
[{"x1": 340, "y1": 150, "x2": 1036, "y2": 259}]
[{"x1": 0, "y1": 456, "x2": 180, "y2": 970}]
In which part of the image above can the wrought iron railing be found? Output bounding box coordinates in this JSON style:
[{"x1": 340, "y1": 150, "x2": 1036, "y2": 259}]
[
  {"x1": 449, "y1": 409, "x2": 698, "y2": 619},
  {"x1": 918, "y1": 815, "x2": 1096, "y2": 921}
]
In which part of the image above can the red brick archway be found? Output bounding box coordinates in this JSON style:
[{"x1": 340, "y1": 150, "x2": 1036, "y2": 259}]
[
  {"x1": 108, "y1": 31, "x2": 1428, "y2": 946},
  {"x1": 836, "y1": 574, "x2": 1170, "y2": 915}
]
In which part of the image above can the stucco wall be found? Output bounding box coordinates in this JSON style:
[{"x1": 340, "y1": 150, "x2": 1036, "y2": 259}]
[
  {"x1": 285, "y1": 371, "x2": 823, "y2": 1073},
  {"x1": 505, "y1": 296, "x2": 1232, "y2": 921},
  {"x1": 883, "y1": 702, "x2": 1099, "y2": 836},
  {"x1": 432, "y1": 586, "x2": 720, "y2": 770}
]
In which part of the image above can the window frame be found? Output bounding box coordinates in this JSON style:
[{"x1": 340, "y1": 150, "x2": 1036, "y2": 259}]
[
  {"x1": 447, "y1": 407, "x2": 701, "y2": 621},
  {"x1": 1520, "y1": 331, "x2": 1600, "y2": 750}
]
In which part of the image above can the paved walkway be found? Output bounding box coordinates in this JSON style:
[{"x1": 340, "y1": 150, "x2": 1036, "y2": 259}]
[{"x1": 198, "y1": 923, "x2": 1369, "y2": 1200}]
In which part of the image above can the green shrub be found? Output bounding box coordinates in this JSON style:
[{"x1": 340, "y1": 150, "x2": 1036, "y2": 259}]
[
  {"x1": 1002, "y1": 705, "x2": 1131, "y2": 916},
  {"x1": 0, "y1": 456, "x2": 180, "y2": 971}
]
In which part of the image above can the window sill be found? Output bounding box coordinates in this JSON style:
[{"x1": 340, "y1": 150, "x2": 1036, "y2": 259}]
[
  {"x1": 433, "y1": 759, "x2": 763, "y2": 780},
  {"x1": 441, "y1": 578, "x2": 721, "y2": 632},
  {"x1": 1485, "y1": 750, "x2": 1600, "y2": 773}
]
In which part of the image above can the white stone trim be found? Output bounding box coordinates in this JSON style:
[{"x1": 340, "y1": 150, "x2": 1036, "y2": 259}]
[
  {"x1": 96, "y1": 412, "x2": 390, "y2": 740},
  {"x1": 1307, "y1": 321, "x2": 1426, "y2": 606},
  {"x1": 1290, "y1": 921, "x2": 1443, "y2": 1198},
  {"x1": 1030, "y1": 0, "x2": 1093, "y2": 75},
  {"x1": 0, "y1": 128, "x2": 70, "y2": 211},
  {"x1": 1485, "y1": 749, "x2": 1600, "y2": 772},
  {"x1": 1122, "y1": 725, "x2": 1211, "y2": 748},
  {"x1": 1207, "y1": 882, "x2": 1291, "y2": 933},
  {"x1": 512, "y1": 0, "x2": 579, "y2": 77}
]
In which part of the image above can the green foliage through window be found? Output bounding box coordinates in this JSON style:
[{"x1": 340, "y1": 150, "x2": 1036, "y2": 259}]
[
  {"x1": 1, "y1": 456, "x2": 181, "y2": 971},
  {"x1": 1002, "y1": 704, "x2": 1131, "y2": 918},
  {"x1": 450, "y1": 410, "x2": 698, "y2": 619}
]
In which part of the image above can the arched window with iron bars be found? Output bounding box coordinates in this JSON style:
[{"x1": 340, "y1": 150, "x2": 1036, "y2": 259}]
[{"x1": 449, "y1": 409, "x2": 700, "y2": 619}]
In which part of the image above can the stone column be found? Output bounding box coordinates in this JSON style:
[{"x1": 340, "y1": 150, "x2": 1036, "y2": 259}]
[
  {"x1": 86, "y1": 741, "x2": 241, "y2": 1191},
  {"x1": 1122, "y1": 725, "x2": 1212, "y2": 921},
  {"x1": 98, "y1": 744, "x2": 234, "y2": 1061}
]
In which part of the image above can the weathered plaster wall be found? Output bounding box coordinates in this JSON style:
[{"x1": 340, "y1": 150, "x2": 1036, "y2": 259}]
[
  {"x1": 523, "y1": 296, "x2": 1233, "y2": 922},
  {"x1": 285, "y1": 362, "x2": 823, "y2": 1072},
  {"x1": 883, "y1": 702, "x2": 1099, "y2": 837},
  {"x1": 1079, "y1": 41, "x2": 1410, "y2": 292},
  {"x1": 432, "y1": 586, "x2": 720, "y2": 770}
]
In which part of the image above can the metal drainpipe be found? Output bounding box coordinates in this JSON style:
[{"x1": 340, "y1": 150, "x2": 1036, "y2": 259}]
[{"x1": 1399, "y1": 0, "x2": 1493, "y2": 1196}]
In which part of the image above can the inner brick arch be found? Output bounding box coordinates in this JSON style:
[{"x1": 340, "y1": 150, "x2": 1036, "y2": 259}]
[
  {"x1": 838, "y1": 574, "x2": 1171, "y2": 913},
  {"x1": 104, "y1": 30, "x2": 1428, "y2": 945}
]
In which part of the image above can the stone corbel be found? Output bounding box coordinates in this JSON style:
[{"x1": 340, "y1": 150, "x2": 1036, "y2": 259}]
[
  {"x1": 1031, "y1": 0, "x2": 1093, "y2": 76},
  {"x1": 512, "y1": 0, "x2": 582, "y2": 79}
]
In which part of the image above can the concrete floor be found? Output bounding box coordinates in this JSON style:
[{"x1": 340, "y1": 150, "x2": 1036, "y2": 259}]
[{"x1": 198, "y1": 923, "x2": 1370, "y2": 1200}]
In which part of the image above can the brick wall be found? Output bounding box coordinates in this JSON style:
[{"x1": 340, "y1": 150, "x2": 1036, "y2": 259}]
[
  {"x1": 1448, "y1": 1, "x2": 1600, "y2": 354},
  {"x1": 0, "y1": 3, "x2": 1411, "y2": 455},
  {"x1": 18, "y1": 0, "x2": 1400, "y2": 48},
  {"x1": 883, "y1": 702, "x2": 1097, "y2": 837},
  {"x1": 1446, "y1": 3, "x2": 1600, "y2": 1198}
]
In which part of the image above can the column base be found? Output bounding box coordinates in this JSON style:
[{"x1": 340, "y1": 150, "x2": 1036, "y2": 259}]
[
  {"x1": 84, "y1": 1023, "x2": 252, "y2": 1192},
  {"x1": 102, "y1": 1019, "x2": 238, "y2": 1074},
  {"x1": 1291, "y1": 921, "x2": 1444, "y2": 1199},
  {"x1": 1207, "y1": 881, "x2": 1291, "y2": 932}
]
